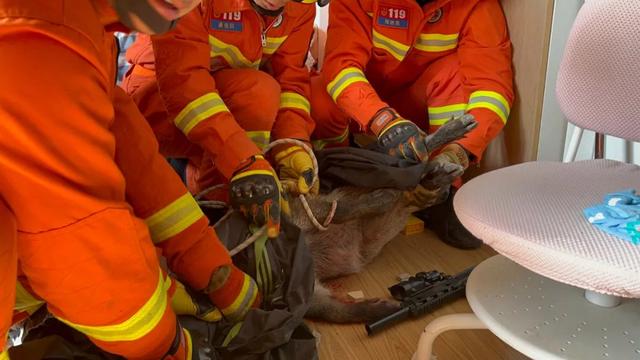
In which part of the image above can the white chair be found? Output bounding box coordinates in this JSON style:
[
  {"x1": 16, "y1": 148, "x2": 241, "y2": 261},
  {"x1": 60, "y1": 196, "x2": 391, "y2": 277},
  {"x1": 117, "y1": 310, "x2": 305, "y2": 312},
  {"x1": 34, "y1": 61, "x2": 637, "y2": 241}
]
[{"x1": 414, "y1": 1, "x2": 640, "y2": 359}]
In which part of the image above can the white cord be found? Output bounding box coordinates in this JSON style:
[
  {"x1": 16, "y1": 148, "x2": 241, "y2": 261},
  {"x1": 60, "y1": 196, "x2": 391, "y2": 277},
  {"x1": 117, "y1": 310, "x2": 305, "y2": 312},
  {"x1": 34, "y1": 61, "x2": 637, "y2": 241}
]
[{"x1": 195, "y1": 138, "x2": 336, "y2": 255}]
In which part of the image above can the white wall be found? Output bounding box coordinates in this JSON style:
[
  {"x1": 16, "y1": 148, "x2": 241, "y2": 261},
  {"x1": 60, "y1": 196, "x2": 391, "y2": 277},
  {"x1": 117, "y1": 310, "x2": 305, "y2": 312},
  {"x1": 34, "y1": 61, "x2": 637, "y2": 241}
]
[
  {"x1": 537, "y1": 0, "x2": 583, "y2": 161},
  {"x1": 564, "y1": 127, "x2": 640, "y2": 164},
  {"x1": 538, "y1": 0, "x2": 639, "y2": 165}
]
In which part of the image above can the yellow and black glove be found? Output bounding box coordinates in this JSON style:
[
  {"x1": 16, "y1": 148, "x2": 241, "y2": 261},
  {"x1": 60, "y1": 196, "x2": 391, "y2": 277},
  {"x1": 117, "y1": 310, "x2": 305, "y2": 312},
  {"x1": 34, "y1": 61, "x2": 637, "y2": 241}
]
[
  {"x1": 273, "y1": 144, "x2": 319, "y2": 196},
  {"x1": 172, "y1": 280, "x2": 222, "y2": 322},
  {"x1": 432, "y1": 143, "x2": 470, "y2": 170},
  {"x1": 229, "y1": 155, "x2": 289, "y2": 239},
  {"x1": 370, "y1": 107, "x2": 430, "y2": 163},
  {"x1": 403, "y1": 184, "x2": 449, "y2": 209}
]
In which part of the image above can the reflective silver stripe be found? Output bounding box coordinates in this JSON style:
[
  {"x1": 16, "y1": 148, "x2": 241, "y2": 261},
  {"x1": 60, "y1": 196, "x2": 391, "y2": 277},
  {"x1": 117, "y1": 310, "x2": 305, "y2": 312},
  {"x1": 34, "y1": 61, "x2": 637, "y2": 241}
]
[
  {"x1": 174, "y1": 94, "x2": 227, "y2": 135},
  {"x1": 415, "y1": 33, "x2": 459, "y2": 52},
  {"x1": 145, "y1": 193, "x2": 203, "y2": 243},
  {"x1": 209, "y1": 36, "x2": 259, "y2": 69},
  {"x1": 468, "y1": 96, "x2": 510, "y2": 119},
  {"x1": 246, "y1": 131, "x2": 270, "y2": 150},
  {"x1": 372, "y1": 31, "x2": 409, "y2": 60},
  {"x1": 225, "y1": 276, "x2": 257, "y2": 315},
  {"x1": 312, "y1": 128, "x2": 349, "y2": 150},
  {"x1": 417, "y1": 38, "x2": 457, "y2": 47},
  {"x1": 281, "y1": 96, "x2": 310, "y2": 111},
  {"x1": 328, "y1": 71, "x2": 367, "y2": 99},
  {"x1": 428, "y1": 103, "x2": 468, "y2": 125},
  {"x1": 56, "y1": 270, "x2": 170, "y2": 342},
  {"x1": 429, "y1": 110, "x2": 465, "y2": 124}
]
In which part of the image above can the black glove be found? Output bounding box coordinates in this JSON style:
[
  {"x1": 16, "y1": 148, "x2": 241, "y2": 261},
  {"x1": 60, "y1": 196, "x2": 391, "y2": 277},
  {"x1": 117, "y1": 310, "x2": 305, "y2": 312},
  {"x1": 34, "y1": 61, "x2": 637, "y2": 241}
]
[
  {"x1": 229, "y1": 155, "x2": 289, "y2": 238},
  {"x1": 369, "y1": 107, "x2": 430, "y2": 162}
]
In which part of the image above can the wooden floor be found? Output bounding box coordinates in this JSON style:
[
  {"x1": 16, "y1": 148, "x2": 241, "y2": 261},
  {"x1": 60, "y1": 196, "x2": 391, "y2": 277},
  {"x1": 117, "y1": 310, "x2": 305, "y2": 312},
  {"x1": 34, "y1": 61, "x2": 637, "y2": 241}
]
[{"x1": 308, "y1": 229, "x2": 529, "y2": 360}]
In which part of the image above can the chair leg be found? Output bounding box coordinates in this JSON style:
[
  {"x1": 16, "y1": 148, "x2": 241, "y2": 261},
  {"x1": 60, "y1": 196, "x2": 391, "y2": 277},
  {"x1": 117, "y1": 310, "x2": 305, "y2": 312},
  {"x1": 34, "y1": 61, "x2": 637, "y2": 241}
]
[
  {"x1": 412, "y1": 313, "x2": 487, "y2": 360},
  {"x1": 563, "y1": 126, "x2": 583, "y2": 163}
]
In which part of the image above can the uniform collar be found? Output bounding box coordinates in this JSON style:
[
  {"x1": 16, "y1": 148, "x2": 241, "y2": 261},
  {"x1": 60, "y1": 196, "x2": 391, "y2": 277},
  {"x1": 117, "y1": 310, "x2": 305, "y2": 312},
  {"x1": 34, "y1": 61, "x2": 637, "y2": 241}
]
[
  {"x1": 424, "y1": 0, "x2": 452, "y2": 13},
  {"x1": 422, "y1": 0, "x2": 452, "y2": 15},
  {"x1": 211, "y1": 0, "x2": 254, "y2": 14}
]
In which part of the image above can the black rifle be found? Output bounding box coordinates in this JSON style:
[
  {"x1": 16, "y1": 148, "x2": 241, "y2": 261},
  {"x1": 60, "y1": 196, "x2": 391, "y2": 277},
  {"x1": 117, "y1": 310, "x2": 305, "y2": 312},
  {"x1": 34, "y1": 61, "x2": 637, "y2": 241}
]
[{"x1": 365, "y1": 266, "x2": 474, "y2": 335}]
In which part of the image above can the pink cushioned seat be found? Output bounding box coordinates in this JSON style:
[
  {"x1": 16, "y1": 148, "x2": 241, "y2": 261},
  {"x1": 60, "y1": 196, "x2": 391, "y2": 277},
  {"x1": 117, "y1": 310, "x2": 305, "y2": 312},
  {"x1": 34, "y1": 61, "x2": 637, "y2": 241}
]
[
  {"x1": 454, "y1": 0, "x2": 640, "y2": 299},
  {"x1": 415, "y1": 2, "x2": 640, "y2": 358},
  {"x1": 455, "y1": 160, "x2": 640, "y2": 298}
]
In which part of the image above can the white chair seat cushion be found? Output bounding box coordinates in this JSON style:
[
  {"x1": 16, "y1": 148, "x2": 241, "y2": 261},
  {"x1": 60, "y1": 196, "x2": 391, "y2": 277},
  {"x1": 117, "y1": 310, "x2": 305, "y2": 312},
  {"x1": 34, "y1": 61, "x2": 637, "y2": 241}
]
[{"x1": 455, "y1": 160, "x2": 640, "y2": 298}]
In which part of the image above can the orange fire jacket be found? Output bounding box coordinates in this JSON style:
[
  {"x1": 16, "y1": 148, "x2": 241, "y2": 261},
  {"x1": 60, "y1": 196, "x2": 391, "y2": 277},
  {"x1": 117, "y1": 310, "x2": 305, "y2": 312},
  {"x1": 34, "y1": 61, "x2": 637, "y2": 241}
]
[
  {"x1": 321, "y1": 0, "x2": 514, "y2": 158},
  {"x1": 127, "y1": 0, "x2": 316, "y2": 178}
]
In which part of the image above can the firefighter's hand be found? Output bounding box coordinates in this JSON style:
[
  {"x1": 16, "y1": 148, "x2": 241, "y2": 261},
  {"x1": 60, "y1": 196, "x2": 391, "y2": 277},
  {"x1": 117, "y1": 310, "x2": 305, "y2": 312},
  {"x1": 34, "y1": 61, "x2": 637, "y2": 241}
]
[
  {"x1": 432, "y1": 143, "x2": 470, "y2": 171},
  {"x1": 370, "y1": 107, "x2": 430, "y2": 163},
  {"x1": 403, "y1": 184, "x2": 449, "y2": 209},
  {"x1": 273, "y1": 145, "x2": 319, "y2": 196},
  {"x1": 172, "y1": 280, "x2": 223, "y2": 322},
  {"x1": 229, "y1": 155, "x2": 289, "y2": 239},
  {"x1": 207, "y1": 265, "x2": 261, "y2": 322}
]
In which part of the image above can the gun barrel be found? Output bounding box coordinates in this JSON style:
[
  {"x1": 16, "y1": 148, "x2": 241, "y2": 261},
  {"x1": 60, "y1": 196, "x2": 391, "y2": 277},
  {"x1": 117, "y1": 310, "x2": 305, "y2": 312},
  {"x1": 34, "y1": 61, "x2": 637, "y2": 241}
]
[{"x1": 365, "y1": 306, "x2": 410, "y2": 336}]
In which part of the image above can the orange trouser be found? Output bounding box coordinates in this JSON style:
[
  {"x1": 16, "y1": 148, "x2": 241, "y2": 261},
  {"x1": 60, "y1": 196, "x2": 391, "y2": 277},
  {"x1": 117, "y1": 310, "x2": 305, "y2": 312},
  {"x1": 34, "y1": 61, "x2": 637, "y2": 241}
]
[
  {"x1": 0, "y1": 200, "x2": 16, "y2": 357},
  {"x1": 124, "y1": 67, "x2": 280, "y2": 200},
  {"x1": 311, "y1": 54, "x2": 466, "y2": 148},
  {"x1": 0, "y1": 36, "x2": 196, "y2": 358}
]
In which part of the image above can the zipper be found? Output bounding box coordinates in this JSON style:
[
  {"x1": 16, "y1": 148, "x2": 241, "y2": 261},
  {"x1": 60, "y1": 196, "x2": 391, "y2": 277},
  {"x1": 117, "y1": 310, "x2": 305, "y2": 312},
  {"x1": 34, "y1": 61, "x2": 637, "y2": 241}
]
[{"x1": 259, "y1": 15, "x2": 277, "y2": 48}]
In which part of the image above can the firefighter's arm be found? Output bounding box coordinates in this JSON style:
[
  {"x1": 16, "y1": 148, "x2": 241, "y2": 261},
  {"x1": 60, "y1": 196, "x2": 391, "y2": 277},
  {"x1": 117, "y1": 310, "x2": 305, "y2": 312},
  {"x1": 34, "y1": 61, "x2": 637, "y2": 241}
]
[
  {"x1": 152, "y1": 6, "x2": 260, "y2": 179},
  {"x1": 322, "y1": 0, "x2": 389, "y2": 129},
  {"x1": 112, "y1": 90, "x2": 260, "y2": 320},
  {"x1": 268, "y1": 4, "x2": 318, "y2": 195},
  {"x1": 457, "y1": 0, "x2": 514, "y2": 160},
  {"x1": 269, "y1": 4, "x2": 316, "y2": 143}
]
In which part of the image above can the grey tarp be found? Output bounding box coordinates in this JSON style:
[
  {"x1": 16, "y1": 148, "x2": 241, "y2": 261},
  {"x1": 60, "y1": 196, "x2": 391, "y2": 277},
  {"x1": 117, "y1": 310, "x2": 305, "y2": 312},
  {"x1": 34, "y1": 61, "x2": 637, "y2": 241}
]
[{"x1": 186, "y1": 213, "x2": 317, "y2": 360}]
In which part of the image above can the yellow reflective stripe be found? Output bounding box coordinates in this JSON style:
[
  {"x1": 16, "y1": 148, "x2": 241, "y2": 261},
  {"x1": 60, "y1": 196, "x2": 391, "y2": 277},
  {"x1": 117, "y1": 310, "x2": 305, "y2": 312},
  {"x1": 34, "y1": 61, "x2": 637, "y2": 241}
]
[
  {"x1": 220, "y1": 274, "x2": 258, "y2": 316},
  {"x1": 428, "y1": 103, "x2": 467, "y2": 126},
  {"x1": 415, "y1": 33, "x2": 459, "y2": 52},
  {"x1": 312, "y1": 128, "x2": 349, "y2": 150},
  {"x1": 0, "y1": 351, "x2": 8, "y2": 360},
  {"x1": 300, "y1": 0, "x2": 316, "y2": 3},
  {"x1": 15, "y1": 282, "x2": 45, "y2": 315},
  {"x1": 372, "y1": 30, "x2": 409, "y2": 61},
  {"x1": 327, "y1": 67, "x2": 369, "y2": 101},
  {"x1": 56, "y1": 271, "x2": 170, "y2": 342},
  {"x1": 184, "y1": 329, "x2": 193, "y2": 359},
  {"x1": 246, "y1": 131, "x2": 271, "y2": 150},
  {"x1": 263, "y1": 35, "x2": 288, "y2": 55},
  {"x1": 145, "y1": 193, "x2": 203, "y2": 243},
  {"x1": 467, "y1": 90, "x2": 510, "y2": 124},
  {"x1": 231, "y1": 169, "x2": 273, "y2": 182},
  {"x1": 222, "y1": 322, "x2": 243, "y2": 347},
  {"x1": 209, "y1": 35, "x2": 260, "y2": 69},
  {"x1": 280, "y1": 92, "x2": 310, "y2": 114},
  {"x1": 174, "y1": 92, "x2": 229, "y2": 135}
]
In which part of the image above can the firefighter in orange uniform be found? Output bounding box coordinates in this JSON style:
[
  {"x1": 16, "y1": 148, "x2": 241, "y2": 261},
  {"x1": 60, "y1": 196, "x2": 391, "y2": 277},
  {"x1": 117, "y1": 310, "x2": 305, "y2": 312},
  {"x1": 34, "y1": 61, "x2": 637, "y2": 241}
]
[
  {"x1": 311, "y1": 0, "x2": 514, "y2": 248},
  {"x1": 123, "y1": 0, "x2": 319, "y2": 239},
  {"x1": 0, "y1": 1, "x2": 259, "y2": 358},
  {"x1": 0, "y1": 200, "x2": 16, "y2": 359}
]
